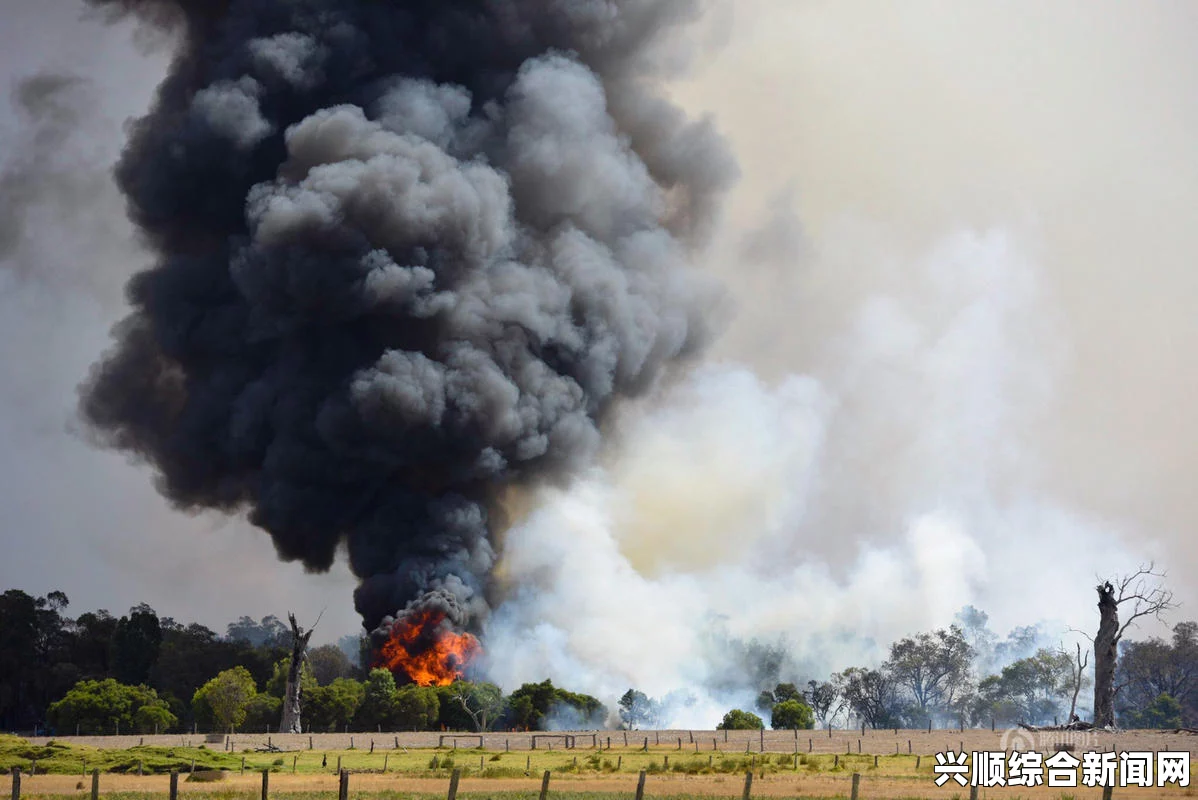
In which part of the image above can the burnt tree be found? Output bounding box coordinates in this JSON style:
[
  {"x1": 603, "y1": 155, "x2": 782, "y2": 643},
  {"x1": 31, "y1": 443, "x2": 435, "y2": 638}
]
[
  {"x1": 1093, "y1": 565, "x2": 1175, "y2": 728},
  {"x1": 279, "y1": 612, "x2": 316, "y2": 734}
]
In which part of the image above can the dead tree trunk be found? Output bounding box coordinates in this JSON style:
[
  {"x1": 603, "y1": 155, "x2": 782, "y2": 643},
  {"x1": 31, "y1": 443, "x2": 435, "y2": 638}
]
[
  {"x1": 1093, "y1": 582, "x2": 1118, "y2": 727},
  {"x1": 280, "y1": 613, "x2": 315, "y2": 734},
  {"x1": 1068, "y1": 642, "x2": 1088, "y2": 723}
]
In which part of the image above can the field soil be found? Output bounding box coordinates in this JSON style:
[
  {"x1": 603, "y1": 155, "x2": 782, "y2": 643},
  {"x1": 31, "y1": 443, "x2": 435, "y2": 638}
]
[
  {"x1": 26, "y1": 727, "x2": 1198, "y2": 757},
  {"x1": 11, "y1": 769, "x2": 1197, "y2": 798}
]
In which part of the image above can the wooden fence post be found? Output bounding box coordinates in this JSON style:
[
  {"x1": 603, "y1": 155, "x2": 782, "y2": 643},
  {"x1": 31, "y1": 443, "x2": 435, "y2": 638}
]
[
  {"x1": 1102, "y1": 784, "x2": 1113, "y2": 800},
  {"x1": 137, "y1": 760, "x2": 143, "y2": 776},
  {"x1": 741, "y1": 771, "x2": 753, "y2": 800},
  {"x1": 338, "y1": 770, "x2": 349, "y2": 800},
  {"x1": 634, "y1": 770, "x2": 646, "y2": 800},
  {"x1": 336, "y1": 756, "x2": 341, "y2": 774},
  {"x1": 539, "y1": 770, "x2": 551, "y2": 800},
  {"x1": 261, "y1": 769, "x2": 269, "y2": 800},
  {"x1": 169, "y1": 770, "x2": 178, "y2": 800},
  {"x1": 447, "y1": 768, "x2": 461, "y2": 800},
  {"x1": 241, "y1": 757, "x2": 246, "y2": 775},
  {"x1": 91, "y1": 769, "x2": 99, "y2": 800},
  {"x1": 10, "y1": 767, "x2": 19, "y2": 800},
  {"x1": 382, "y1": 754, "x2": 388, "y2": 772},
  {"x1": 969, "y1": 784, "x2": 978, "y2": 800},
  {"x1": 850, "y1": 773, "x2": 860, "y2": 800}
]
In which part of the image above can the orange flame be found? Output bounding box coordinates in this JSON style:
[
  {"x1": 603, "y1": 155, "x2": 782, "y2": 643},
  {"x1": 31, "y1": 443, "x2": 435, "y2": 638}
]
[{"x1": 374, "y1": 609, "x2": 481, "y2": 686}]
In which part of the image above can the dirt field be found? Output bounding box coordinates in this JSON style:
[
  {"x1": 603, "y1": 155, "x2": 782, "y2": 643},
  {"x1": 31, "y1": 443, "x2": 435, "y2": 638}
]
[
  {"x1": 25, "y1": 727, "x2": 1198, "y2": 758},
  {"x1": 10, "y1": 768, "x2": 1198, "y2": 799}
]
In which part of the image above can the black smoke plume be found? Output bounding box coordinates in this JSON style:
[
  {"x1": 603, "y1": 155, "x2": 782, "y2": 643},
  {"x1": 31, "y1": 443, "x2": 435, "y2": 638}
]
[{"x1": 79, "y1": 0, "x2": 736, "y2": 644}]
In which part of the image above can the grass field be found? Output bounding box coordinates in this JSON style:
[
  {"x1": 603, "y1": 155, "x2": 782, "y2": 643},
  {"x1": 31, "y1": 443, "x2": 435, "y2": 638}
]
[{"x1": 4, "y1": 732, "x2": 1196, "y2": 799}]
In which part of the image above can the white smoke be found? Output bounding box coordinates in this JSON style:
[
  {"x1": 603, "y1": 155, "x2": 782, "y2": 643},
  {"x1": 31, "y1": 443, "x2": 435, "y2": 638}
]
[{"x1": 485, "y1": 228, "x2": 1139, "y2": 725}]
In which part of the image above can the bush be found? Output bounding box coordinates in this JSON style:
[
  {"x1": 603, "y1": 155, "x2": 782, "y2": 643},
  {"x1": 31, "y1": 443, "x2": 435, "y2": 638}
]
[
  {"x1": 770, "y1": 699, "x2": 814, "y2": 730},
  {"x1": 716, "y1": 709, "x2": 764, "y2": 730},
  {"x1": 47, "y1": 679, "x2": 176, "y2": 735},
  {"x1": 192, "y1": 667, "x2": 257, "y2": 732}
]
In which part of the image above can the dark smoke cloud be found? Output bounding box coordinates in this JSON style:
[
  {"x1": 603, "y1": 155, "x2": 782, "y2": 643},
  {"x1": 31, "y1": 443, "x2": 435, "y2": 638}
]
[{"x1": 79, "y1": 0, "x2": 736, "y2": 638}]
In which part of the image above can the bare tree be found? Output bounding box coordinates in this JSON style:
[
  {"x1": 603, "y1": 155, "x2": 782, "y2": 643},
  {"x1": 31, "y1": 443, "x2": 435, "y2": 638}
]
[
  {"x1": 1093, "y1": 565, "x2": 1175, "y2": 727},
  {"x1": 1059, "y1": 641, "x2": 1090, "y2": 723},
  {"x1": 279, "y1": 611, "x2": 319, "y2": 734}
]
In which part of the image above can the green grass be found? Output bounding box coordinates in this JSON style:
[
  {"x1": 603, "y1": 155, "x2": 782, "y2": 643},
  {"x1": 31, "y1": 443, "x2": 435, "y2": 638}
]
[{"x1": 0, "y1": 734, "x2": 952, "y2": 779}]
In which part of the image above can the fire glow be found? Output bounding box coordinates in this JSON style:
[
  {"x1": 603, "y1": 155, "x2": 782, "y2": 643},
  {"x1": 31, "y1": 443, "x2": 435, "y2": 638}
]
[{"x1": 374, "y1": 609, "x2": 481, "y2": 686}]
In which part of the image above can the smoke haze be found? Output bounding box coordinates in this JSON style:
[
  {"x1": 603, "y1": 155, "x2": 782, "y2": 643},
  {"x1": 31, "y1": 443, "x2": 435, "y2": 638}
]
[{"x1": 484, "y1": 1, "x2": 1198, "y2": 719}]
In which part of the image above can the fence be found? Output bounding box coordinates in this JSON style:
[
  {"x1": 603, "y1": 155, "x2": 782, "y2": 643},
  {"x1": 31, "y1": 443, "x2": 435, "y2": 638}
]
[{"x1": 6, "y1": 765, "x2": 1131, "y2": 800}]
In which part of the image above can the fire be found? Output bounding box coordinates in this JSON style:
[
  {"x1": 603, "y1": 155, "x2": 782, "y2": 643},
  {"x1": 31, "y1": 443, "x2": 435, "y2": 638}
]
[{"x1": 374, "y1": 609, "x2": 481, "y2": 686}]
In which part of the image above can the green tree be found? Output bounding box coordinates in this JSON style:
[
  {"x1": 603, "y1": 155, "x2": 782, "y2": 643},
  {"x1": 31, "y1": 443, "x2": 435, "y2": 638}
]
[
  {"x1": 265, "y1": 657, "x2": 318, "y2": 697},
  {"x1": 770, "y1": 699, "x2": 814, "y2": 730},
  {"x1": 193, "y1": 666, "x2": 258, "y2": 732},
  {"x1": 444, "y1": 681, "x2": 505, "y2": 732},
  {"x1": 242, "y1": 694, "x2": 283, "y2": 732},
  {"x1": 756, "y1": 682, "x2": 803, "y2": 713},
  {"x1": 619, "y1": 689, "x2": 655, "y2": 729},
  {"x1": 716, "y1": 709, "x2": 764, "y2": 730},
  {"x1": 305, "y1": 678, "x2": 364, "y2": 732},
  {"x1": 134, "y1": 702, "x2": 179, "y2": 734},
  {"x1": 834, "y1": 667, "x2": 901, "y2": 729},
  {"x1": 1126, "y1": 693, "x2": 1183, "y2": 729},
  {"x1": 111, "y1": 604, "x2": 162, "y2": 686},
  {"x1": 309, "y1": 644, "x2": 358, "y2": 685},
  {"x1": 804, "y1": 680, "x2": 840, "y2": 728},
  {"x1": 355, "y1": 669, "x2": 398, "y2": 730},
  {"x1": 503, "y1": 680, "x2": 606, "y2": 731},
  {"x1": 884, "y1": 626, "x2": 974, "y2": 724},
  {"x1": 393, "y1": 684, "x2": 440, "y2": 730},
  {"x1": 47, "y1": 678, "x2": 174, "y2": 735}
]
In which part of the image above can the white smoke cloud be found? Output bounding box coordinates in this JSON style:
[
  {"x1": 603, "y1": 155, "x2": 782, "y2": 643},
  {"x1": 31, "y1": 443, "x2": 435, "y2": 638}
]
[{"x1": 485, "y1": 228, "x2": 1140, "y2": 725}]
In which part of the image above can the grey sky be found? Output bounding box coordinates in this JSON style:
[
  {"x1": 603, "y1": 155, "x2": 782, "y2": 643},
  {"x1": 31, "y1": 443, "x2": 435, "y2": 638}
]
[{"x1": 0, "y1": 3, "x2": 360, "y2": 642}]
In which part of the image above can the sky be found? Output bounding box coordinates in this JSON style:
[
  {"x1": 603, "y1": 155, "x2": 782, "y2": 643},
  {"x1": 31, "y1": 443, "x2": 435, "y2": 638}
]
[{"x1": 1, "y1": 0, "x2": 1196, "y2": 673}]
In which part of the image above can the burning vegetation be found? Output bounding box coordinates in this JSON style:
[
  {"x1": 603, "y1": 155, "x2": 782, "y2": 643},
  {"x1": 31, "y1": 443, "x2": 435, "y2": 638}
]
[{"x1": 374, "y1": 609, "x2": 481, "y2": 687}]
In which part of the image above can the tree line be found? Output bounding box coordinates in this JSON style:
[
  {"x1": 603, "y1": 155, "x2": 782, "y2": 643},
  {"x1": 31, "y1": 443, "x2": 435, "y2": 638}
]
[
  {"x1": 695, "y1": 607, "x2": 1198, "y2": 732},
  {"x1": 3, "y1": 589, "x2": 1194, "y2": 733},
  {"x1": 0, "y1": 589, "x2": 607, "y2": 734}
]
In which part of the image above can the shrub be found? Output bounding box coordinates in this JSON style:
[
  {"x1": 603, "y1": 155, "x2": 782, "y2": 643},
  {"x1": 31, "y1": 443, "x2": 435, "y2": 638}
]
[{"x1": 716, "y1": 709, "x2": 764, "y2": 730}]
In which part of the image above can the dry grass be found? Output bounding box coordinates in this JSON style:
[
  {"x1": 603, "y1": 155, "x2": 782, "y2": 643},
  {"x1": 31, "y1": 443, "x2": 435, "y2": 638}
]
[
  {"x1": 8, "y1": 730, "x2": 1196, "y2": 799},
  {"x1": 9, "y1": 769, "x2": 1198, "y2": 799}
]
